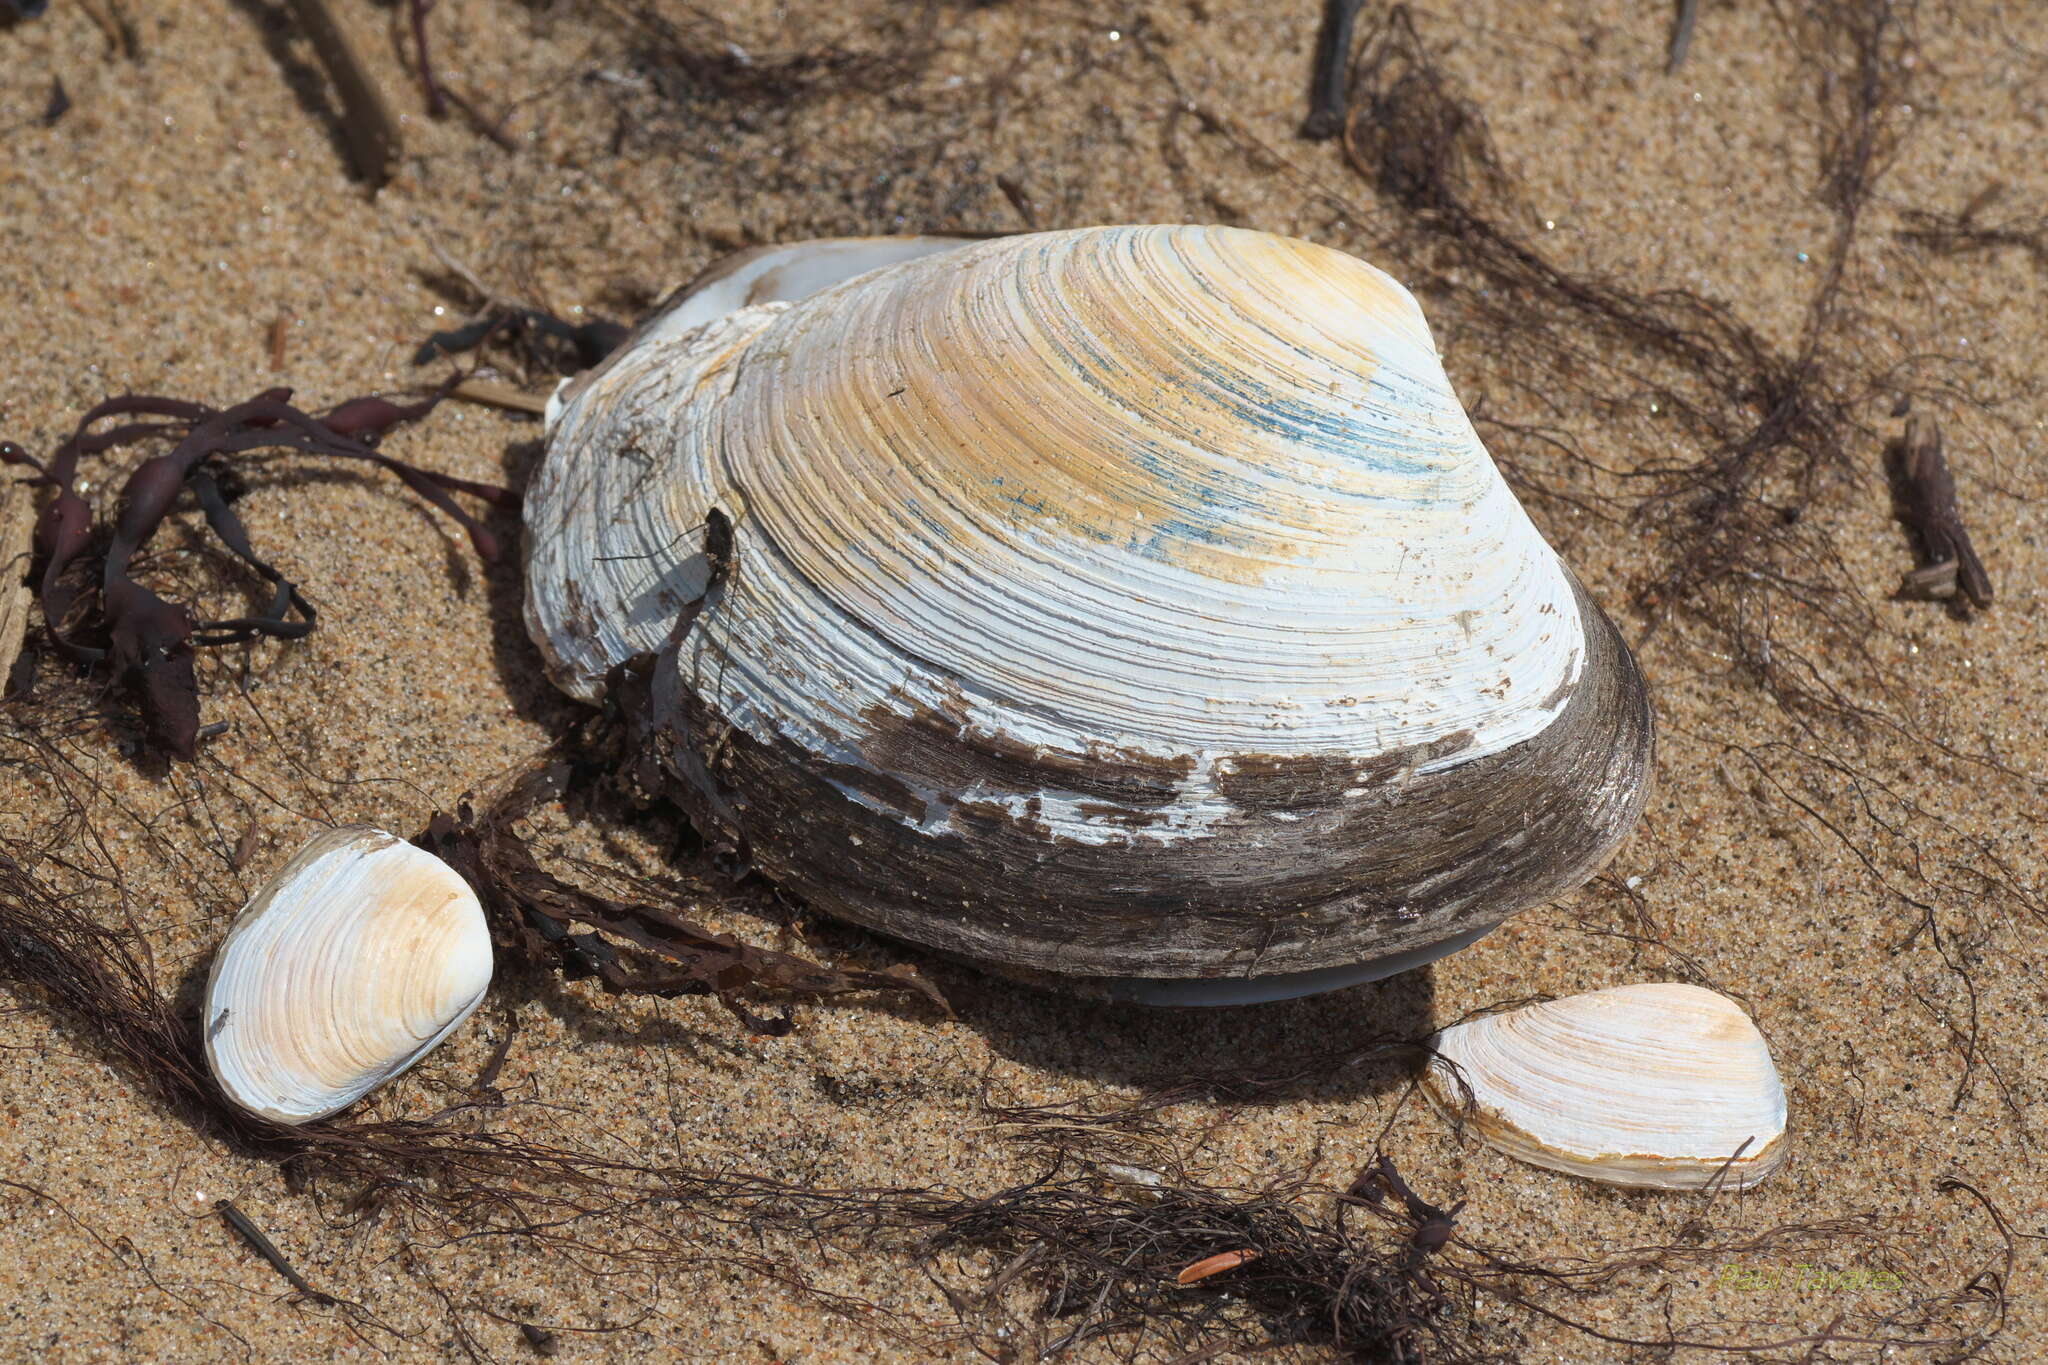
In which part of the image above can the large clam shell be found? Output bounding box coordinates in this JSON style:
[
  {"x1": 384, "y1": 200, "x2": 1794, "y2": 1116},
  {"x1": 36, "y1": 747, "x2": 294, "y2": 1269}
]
[
  {"x1": 524, "y1": 225, "x2": 1652, "y2": 1001},
  {"x1": 1422, "y1": 983, "x2": 1788, "y2": 1190},
  {"x1": 204, "y1": 826, "x2": 493, "y2": 1124}
]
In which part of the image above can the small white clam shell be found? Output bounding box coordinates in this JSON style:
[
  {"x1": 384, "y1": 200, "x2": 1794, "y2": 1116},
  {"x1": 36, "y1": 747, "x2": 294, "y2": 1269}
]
[
  {"x1": 204, "y1": 826, "x2": 492, "y2": 1125},
  {"x1": 1423, "y1": 983, "x2": 1788, "y2": 1190}
]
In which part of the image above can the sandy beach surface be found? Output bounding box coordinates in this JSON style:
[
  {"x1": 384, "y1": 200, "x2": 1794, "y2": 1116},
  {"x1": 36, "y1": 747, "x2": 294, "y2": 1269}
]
[{"x1": 1, "y1": 0, "x2": 2045, "y2": 1359}]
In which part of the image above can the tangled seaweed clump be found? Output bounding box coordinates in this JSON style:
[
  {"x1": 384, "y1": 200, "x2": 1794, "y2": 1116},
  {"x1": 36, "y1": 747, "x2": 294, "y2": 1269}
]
[
  {"x1": 1331, "y1": 1, "x2": 1922, "y2": 706},
  {"x1": 0, "y1": 383, "x2": 512, "y2": 758},
  {"x1": 419, "y1": 750, "x2": 949, "y2": 1034}
]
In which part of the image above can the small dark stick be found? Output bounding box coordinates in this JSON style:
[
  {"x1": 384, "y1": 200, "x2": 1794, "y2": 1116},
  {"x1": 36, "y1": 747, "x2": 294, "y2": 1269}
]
[
  {"x1": 405, "y1": 0, "x2": 517, "y2": 150},
  {"x1": 474, "y1": 1015, "x2": 516, "y2": 1093},
  {"x1": 215, "y1": 1200, "x2": 336, "y2": 1305},
  {"x1": 1888, "y1": 414, "x2": 1992, "y2": 609},
  {"x1": 267, "y1": 313, "x2": 291, "y2": 372},
  {"x1": 451, "y1": 378, "x2": 549, "y2": 416},
  {"x1": 1300, "y1": 0, "x2": 1367, "y2": 140},
  {"x1": 1956, "y1": 180, "x2": 2007, "y2": 226},
  {"x1": 409, "y1": 0, "x2": 448, "y2": 118},
  {"x1": 0, "y1": 466, "x2": 31, "y2": 689},
  {"x1": 1667, "y1": 0, "x2": 1702, "y2": 74},
  {"x1": 75, "y1": 0, "x2": 137, "y2": 57},
  {"x1": 996, "y1": 173, "x2": 1038, "y2": 229},
  {"x1": 281, "y1": 0, "x2": 404, "y2": 186}
]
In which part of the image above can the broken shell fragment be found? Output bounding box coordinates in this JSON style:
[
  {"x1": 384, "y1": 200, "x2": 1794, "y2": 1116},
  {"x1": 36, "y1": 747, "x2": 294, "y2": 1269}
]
[
  {"x1": 204, "y1": 826, "x2": 492, "y2": 1124},
  {"x1": 1176, "y1": 1249, "x2": 1261, "y2": 1284},
  {"x1": 524, "y1": 224, "x2": 1654, "y2": 1003},
  {"x1": 1422, "y1": 983, "x2": 1788, "y2": 1190}
]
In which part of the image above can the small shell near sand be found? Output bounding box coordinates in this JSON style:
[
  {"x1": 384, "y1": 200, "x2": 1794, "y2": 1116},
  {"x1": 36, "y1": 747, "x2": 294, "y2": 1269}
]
[
  {"x1": 203, "y1": 826, "x2": 493, "y2": 1125},
  {"x1": 1422, "y1": 983, "x2": 1788, "y2": 1191}
]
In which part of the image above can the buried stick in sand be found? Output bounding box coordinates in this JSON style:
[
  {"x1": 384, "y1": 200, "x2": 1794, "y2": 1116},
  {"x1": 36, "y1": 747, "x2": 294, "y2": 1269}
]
[{"x1": 0, "y1": 466, "x2": 30, "y2": 692}]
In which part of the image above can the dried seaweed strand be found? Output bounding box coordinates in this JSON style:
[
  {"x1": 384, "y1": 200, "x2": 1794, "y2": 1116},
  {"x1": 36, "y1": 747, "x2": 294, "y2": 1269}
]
[
  {"x1": 0, "y1": 823, "x2": 2017, "y2": 1361},
  {"x1": 605, "y1": 0, "x2": 940, "y2": 106},
  {"x1": 419, "y1": 758, "x2": 949, "y2": 1035},
  {"x1": 0, "y1": 382, "x2": 510, "y2": 756}
]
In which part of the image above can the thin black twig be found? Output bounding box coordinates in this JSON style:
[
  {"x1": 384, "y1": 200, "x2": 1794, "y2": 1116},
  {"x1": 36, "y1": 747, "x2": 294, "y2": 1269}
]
[
  {"x1": 215, "y1": 1199, "x2": 336, "y2": 1305},
  {"x1": 1668, "y1": 0, "x2": 1703, "y2": 73},
  {"x1": 408, "y1": 0, "x2": 446, "y2": 118},
  {"x1": 1301, "y1": 0, "x2": 1368, "y2": 139},
  {"x1": 282, "y1": 0, "x2": 404, "y2": 185}
]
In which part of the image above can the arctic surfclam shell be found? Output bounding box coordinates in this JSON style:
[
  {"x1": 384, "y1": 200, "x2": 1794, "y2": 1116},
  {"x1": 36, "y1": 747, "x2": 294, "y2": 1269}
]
[
  {"x1": 1423, "y1": 983, "x2": 1788, "y2": 1190},
  {"x1": 204, "y1": 826, "x2": 493, "y2": 1124},
  {"x1": 524, "y1": 224, "x2": 1653, "y2": 998}
]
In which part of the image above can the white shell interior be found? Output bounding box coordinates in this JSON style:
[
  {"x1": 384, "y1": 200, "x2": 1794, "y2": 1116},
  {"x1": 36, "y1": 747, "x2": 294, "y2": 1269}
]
[
  {"x1": 635, "y1": 236, "x2": 977, "y2": 349},
  {"x1": 527, "y1": 225, "x2": 1586, "y2": 849},
  {"x1": 204, "y1": 826, "x2": 493, "y2": 1125},
  {"x1": 1425, "y1": 982, "x2": 1789, "y2": 1190},
  {"x1": 545, "y1": 237, "x2": 975, "y2": 429}
]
